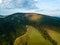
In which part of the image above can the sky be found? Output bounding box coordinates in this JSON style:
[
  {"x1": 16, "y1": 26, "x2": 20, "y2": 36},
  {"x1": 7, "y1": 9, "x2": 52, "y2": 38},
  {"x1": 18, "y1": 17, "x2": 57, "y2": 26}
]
[{"x1": 0, "y1": 0, "x2": 60, "y2": 16}]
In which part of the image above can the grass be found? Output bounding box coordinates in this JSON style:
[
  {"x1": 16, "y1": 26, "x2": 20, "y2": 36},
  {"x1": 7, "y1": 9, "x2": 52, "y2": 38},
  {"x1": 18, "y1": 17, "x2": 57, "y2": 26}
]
[
  {"x1": 28, "y1": 26, "x2": 53, "y2": 45},
  {"x1": 47, "y1": 29, "x2": 60, "y2": 45},
  {"x1": 14, "y1": 26, "x2": 60, "y2": 45}
]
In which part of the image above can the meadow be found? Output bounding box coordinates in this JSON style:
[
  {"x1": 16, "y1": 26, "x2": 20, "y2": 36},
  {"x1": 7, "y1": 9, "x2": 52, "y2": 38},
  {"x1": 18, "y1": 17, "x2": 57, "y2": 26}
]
[{"x1": 14, "y1": 26, "x2": 60, "y2": 45}]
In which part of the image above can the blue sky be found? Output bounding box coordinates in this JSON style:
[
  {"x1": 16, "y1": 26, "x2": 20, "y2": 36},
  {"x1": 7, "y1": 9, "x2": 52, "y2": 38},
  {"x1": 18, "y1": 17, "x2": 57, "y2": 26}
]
[{"x1": 0, "y1": 0, "x2": 60, "y2": 16}]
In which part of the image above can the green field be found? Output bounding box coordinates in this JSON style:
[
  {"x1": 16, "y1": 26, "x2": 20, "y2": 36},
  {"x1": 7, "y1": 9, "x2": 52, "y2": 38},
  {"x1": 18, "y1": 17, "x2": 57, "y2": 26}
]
[
  {"x1": 14, "y1": 26, "x2": 60, "y2": 45},
  {"x1": 28, "y1": 26, "x2": 53, "y2": 45}
]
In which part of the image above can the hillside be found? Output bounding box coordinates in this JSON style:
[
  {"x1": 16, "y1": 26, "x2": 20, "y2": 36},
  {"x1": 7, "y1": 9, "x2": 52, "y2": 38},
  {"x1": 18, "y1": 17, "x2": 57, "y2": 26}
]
[
  {"x1": 0, "y1": 13, "x2": 60, "y2": 45},
  {"x1": 14, "y1": 26, "x2": 60, "y2": 45}
]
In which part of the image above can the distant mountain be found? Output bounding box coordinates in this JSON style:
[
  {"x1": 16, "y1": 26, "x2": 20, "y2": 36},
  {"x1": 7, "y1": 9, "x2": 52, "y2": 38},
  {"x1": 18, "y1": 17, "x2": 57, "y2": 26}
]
[
  {"x1": 0, "y1": 13, "x2": 60, "y2": 45},
  {"x1": 25, "y1": 13, "x2": 60, "y2": 28},
  {"x1": 0, "y1": 15, "x2": 6, "y2": 18},
  {"x1": 0, "y1": 15, "x2": 3, "y2": 17}
]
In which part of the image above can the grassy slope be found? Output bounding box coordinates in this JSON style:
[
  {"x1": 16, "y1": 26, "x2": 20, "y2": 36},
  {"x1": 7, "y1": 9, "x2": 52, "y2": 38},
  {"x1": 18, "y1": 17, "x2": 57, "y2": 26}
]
[
  {"x1": 14, "y1": 26, "x2": 60, "y2": 45},
  {"x1": 28, "y1": 26, "x2": 52, "y2": 45},
  {"x1": 47, "y1": 29, "x2": 60, "y2": 45},
  {"x1": 15, "y1": 26, "x2": 60, "y2": 45}
]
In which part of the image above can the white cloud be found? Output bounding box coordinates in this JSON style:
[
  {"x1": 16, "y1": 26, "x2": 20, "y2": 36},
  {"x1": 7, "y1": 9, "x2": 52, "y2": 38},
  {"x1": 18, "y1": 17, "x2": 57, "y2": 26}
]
[
  {"x1": 0, "y1": 0, "x2": 14, "y2": 8},
  {"x1": 34, "y1": 0, "x2": 38, "y2": 2},
  {"x1": 0, "y1": 0, "x2": 60, "y2": 17},
  {"x1": 0, "y1": 0, "x2": 38, "y2": 9},
  {"x1": 0, "y1": 0, "x2": 2, "y2": 4}
]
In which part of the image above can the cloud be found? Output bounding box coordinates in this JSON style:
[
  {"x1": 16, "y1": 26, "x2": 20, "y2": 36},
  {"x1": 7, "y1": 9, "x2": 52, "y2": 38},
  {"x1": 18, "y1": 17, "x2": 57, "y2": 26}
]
[
  {"x1": 0, "y1": 0, "x2": 60, "y2": 17},
  {"x1": 35, "y1": 0, "x2": 38, "y2": 1},
  {"x1": 0, "y1": 0, "x2": 38, "y2": 9},
  {"x1": 0, "y1": 0, "x2": 14, "y2": 8},
  {"x1": 0, "y1": 0, "x2": 2, "y2": 4},
  {"x1": 22, "y1": 0, "x2": 38, "y2": 9},
  {"x1": 13, "y1": 0, "x2": 38, "y2": 9}
]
